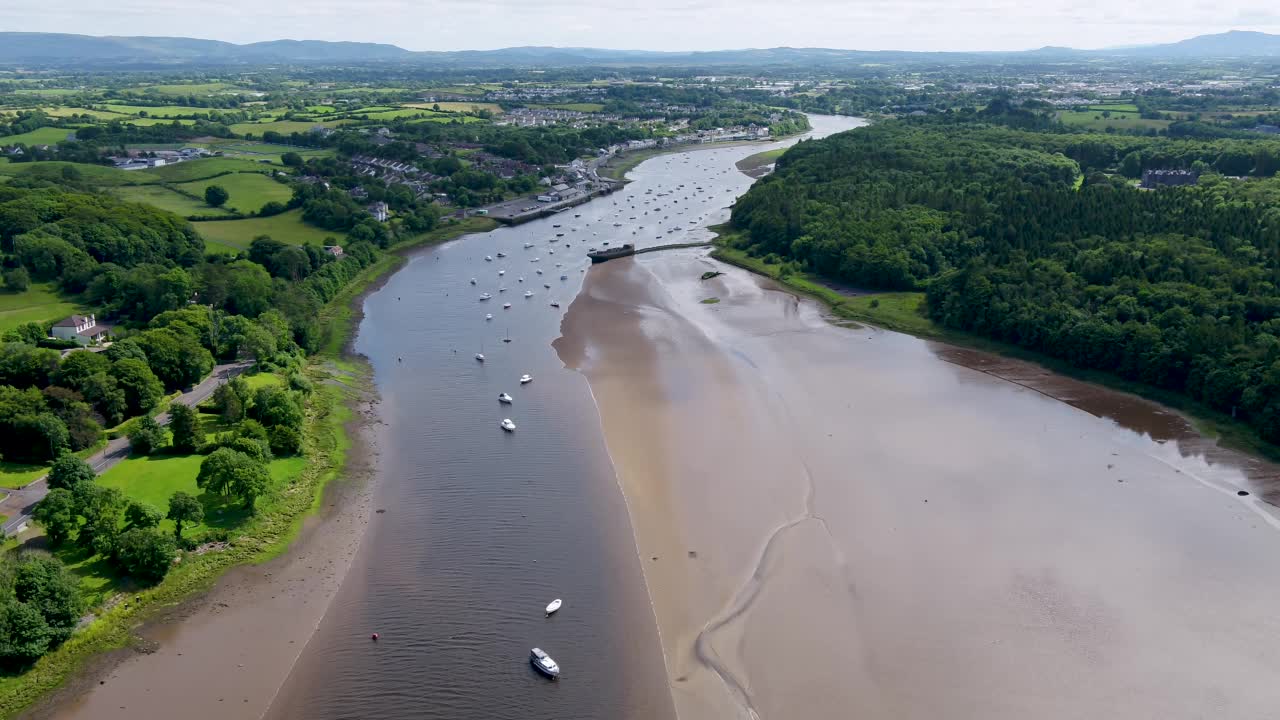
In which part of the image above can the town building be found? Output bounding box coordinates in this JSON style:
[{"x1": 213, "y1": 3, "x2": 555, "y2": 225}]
[{"x1": 1141, "y1": 169, "x2": 1199, "y2": 189}]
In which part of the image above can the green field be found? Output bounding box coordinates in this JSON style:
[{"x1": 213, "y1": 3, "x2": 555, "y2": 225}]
[
  {"x1": 407, "y1": 114, "x2": 485, "y2": 124},
  {"x1": 0, "y1": 160, "x2": 158, "y2": 186},
  {"x1": 230, "y1": 120, "x2": 346, "y2": 136},
  {"x1": 193, "y1": 209, "x2": 343, "y2": 251},
  {"x1": 543, "y1": 103, "x2": 607, "y2": 112},
  {"x1": 214, "y1": 142, "x2": 333, "y2": 163},
  {"x1": 0, "y1": 461, "x2": 51, "y2": 490},
  {"x1": 102, "y1": 104, "x2": 217, "y2": 118},
  {"x1": 1058, "y1": 111, "x2": 1170, "y2": 132},
  {"x1": 113, "y1": 184, "x2": 235, "y2": 217},
  {"x1": 409, "y1": 101, "x2": 503, "y2": 114},
  {"x1": 131, "y1": 83, "x2": 241, "y2": 96},
  {"x1": 38, "y1": 106, "x2": 129, "y2": 120},
  {"x1": 1087, "y1": 103, "x2": 1140, "y2": 113},
  {"x1": 176, "y1": 173, "x2": 293, "y2": 214},
  {"x1": 127, "y1": 118, "x2": 198, "y2": 127},
  {"x1": 142, "y1": 157, "x2": 278, "y2": 182},
  {"x1": 0, "y1": 283, "x2": 80, "y2": 336},
  {"x1": 0, "y1": 126, "x2": 76, "y2": 145}
]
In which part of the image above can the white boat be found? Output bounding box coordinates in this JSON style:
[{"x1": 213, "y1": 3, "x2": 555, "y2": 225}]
[
  {"x1": 518, "y1": 277, "x2": 525, "y2": 282},
  {"x1": 479, "y1": 293, "x2": 492, "y2": 300},
  {"x1": 536, "y1": 269, "x2": 543, "y2": 275},
  {"x1": 498, "y1": 393, "x2": 513, "y2": 404},
  {"x1": 524, "y1": 291, "x2": 534, "y2": 298},
  {"x1": 501, "y1": 418, "x2": 516, "y2": 432},
  {"x1": 475, "y1": 353, "x2": 485, "y2": 362},
  {"x1": 470, "y1": 278, "x2": 477, "y2": 285},
  {"x1": 499, "y1": 270, "x2": 506, "y2": 276},
  {"x1": 524, "y1": 242, "x2": 534, "y2": 248},
  {"x1": 530, "y1": 648, "x2": 559, "y2": 679},
  {"x1": 485, "y1": 255, "x2": 493, "y2": 261},
  {"x1": 560, "y1": 275, "x2": 568, "y2": 280},
  {"x1": 548, "y1": 249, "x2": 555, "y2": 254},
  {"x1": 520, "y1": 374, "x2": 533, "y2": 384},
  {"x1": 497, "y1": 252, "x2": 506, "y2": 258},
  {"x1": 503, "y1": 303, "x2": 512, "y2": 309},
  {"x1": 545, "y1": 598, "x2": 562, "y2": 615},
  {"x1": 532, "y1": 257, "x2": 540, "y2": 262},
  {"x1": 550, "y1": 301, "x2": 560, "y2": 308},
  {"x1": 485, "y1": 313, "x2": 493, "y2": 320}
]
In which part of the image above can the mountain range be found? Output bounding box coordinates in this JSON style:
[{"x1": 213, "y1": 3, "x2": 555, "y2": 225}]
[{"x1": 2, "y1": 30, "x2": 1280, "y2": 66}]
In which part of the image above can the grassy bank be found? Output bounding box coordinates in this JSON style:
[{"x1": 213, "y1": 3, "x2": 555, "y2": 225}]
[
  {"x1": 711, "y1": 237, "x2": 1280, "y2": 463},
  {"x1": 0, "y1": 215, "x2": 498, "y2": 718}
]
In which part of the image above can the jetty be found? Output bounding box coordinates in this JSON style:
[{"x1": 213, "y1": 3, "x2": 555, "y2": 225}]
[{"x1": 588, "y1": 241, "x2": 713, "y2": 263}]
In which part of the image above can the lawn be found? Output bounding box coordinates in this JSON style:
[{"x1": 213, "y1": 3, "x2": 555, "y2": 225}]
[
  {"x1": 142, "y1": 157, "x2": 278, "y2": 182},
  {"x1": 0, "y1": 126, "x2": 76, "y2": 145},
  {"x1": 408, "y1": 101, "x2": 503, "y2": 114},
  {"x1": 193, "y1": 209, "x2": 343, "y2": 250},
  {"x1": 1058, "y1": 111, "x2": 1170, "y2": 132},
  {"x1": 0, "y1": 461, "x2": 50, "y2": 490},
  {"x1": 241, "y1": 372, "x2": 284, "y2": 391},
  {"x1": 113, "y1": 184, "x2": 235, "y2": 218},
  {"x1": 215, "y1": 142, "x2": 333, "y2": 163},
  {"x1": 0, "y1": 160, "x2": 156, "y2": 186},
  {"x1": 176, "y1": 173, "x2": 293, "y2": 214},
  {"x1": 0, "y1": 283, "x2": 80, "y2": 336}
]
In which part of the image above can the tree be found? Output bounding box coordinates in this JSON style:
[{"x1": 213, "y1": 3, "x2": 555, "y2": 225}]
[
  {"x1": 167, "y1": 491, "x2": 204, "y2": 541},
  {"x1": 46, "y1": 453, "x2": 94, "y2": 491},
  {"x1": 12, "y1": 555, "x2": 83, "y2": 642},
  {"x1": 32, "y1": 489, "x2": 78, "y2": 545},
  {"x1": 111, "y1": 358, "x2": 164, "y2": 416},
  {"x1": 204, "y1": 185, "x2": 229, "y2": 208},
  {"x1": 210, "y1": 382, "x2": 244, "y2": 423},
  {"x1": 128, "y1": 415, "x2": 166, "y2": 455},
  {"x1": 268, "y1": 424, "x2": 302, "y2": 456},
  {"x1": 3, "y1": 267, "x2": 30, "y2": 292},
  {"x1": 197, "y1": 447, "x2": 269, "y2": 509},
  {"x1": 280, "y1": 152, "x2": 303, "y2": 167},
  {"x1": 114, "y1": 529, "x2": 177, "y2": 584},
  {"x1": 0, "y1": 597, "x2": 53, "y2": 665},
  {"x1": 124, "y1": 501, "x2": 164, "y2": 530},
  {"x1": 168, "y1": 403, "x2": 202, "y2": 454},
  {"x1": 73, "y1": 482, "x2": 125, "y2": 557}
]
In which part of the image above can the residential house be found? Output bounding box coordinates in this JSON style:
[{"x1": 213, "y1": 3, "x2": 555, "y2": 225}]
[
  {"x1": 368, "y1": 202, "x2": 390, "y2": 222},
  {"x1": 1141, "y1": 169, "x2": 1199, "y2": 189},
  {"x1": 50, "y1": 314, "x2": 110, "y2": 346}
]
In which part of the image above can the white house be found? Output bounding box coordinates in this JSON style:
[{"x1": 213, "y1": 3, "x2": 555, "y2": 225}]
[{"x1": 50, "y1": 314, "x2": 110, "y2": 346}]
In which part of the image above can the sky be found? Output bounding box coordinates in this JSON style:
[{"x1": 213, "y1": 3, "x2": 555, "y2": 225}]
[{"x1": 3, "y1": 0, "x2": 1280, "y2": 52}]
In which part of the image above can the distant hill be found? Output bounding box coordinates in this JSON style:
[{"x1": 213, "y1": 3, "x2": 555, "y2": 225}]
[{"x1": 1, "y1": 30, "x2": 1279, "y2": 67}]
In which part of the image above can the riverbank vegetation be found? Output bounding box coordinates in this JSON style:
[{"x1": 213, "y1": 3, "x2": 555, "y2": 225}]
[{"x1": 729, "y1": 108, "x2": 1280, "y2": 449}]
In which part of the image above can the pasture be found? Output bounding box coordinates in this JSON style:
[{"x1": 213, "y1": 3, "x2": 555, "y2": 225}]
[
  {"x1": 1, "y1": 126, "x2": 76, "y2": 145},
  {"x1": 113, "y1": 185, "x2": 235, "y2": 217},
  {"x1": 193, "y1": 209, "x2": 344, "y2": 251},
  {"x1": 176, "y1": 173, "x2": 293, "y2": 214},
  {"x1": 0, "y1": 283, "x2": 80, "y2": 336}
]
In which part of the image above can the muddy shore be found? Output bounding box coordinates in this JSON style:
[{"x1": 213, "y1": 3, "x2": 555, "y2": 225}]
[{"x1": 557, "y1": 250, "x2": 1280, "y2": 720}]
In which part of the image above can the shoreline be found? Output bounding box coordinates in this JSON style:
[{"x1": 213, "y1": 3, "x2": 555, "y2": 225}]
[
  {"x1": 709, "y1": 239, "x2": 1280, "y2": 471},
  {"x1": 8, "y1": 217, "x2": 500, "y2": 720}
]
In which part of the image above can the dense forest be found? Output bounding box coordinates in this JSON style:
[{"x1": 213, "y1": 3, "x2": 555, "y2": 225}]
[{"x1": 730, "y1": 116, "x2": 1280, "y2": 445}]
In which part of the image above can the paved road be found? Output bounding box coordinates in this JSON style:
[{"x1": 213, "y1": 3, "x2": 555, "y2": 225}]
[{"x1": 0, "y1": 362, "x2": 252, "y2": 537}]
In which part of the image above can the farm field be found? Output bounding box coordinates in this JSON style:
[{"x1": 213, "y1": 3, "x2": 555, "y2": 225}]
[
  {"x1": 229, "y1": 119, "x2": 347, "y2": 136},
  {"x1": 1058, "y1": 110, "x2": 1170, "y2": 131},
  {"x1": 214, "y1": 142, "x2": 333, "y2": 162},
  {"x1": 127, "y1": 118, "x2": 198, "y2": 126},
  {"x1": 176, "y1": 172, "x2": 293, "y2": 214},
  {"x1": 129, "y1": 82, "x2": 243, "y2": 96},
  {"x1": 408, "y1": 101, "x2": 503, "y2": 113},
  {"x1": 1, "y1": 126, "x2": 76, "y2": 145},
  {"x1": 142, "y1": 157, "x2": 279, "y2": 182},
  {"x1": 38, "y1": 106, "x2": 130, "y2": 120},
  {"x1": 192, "y1": 209, "x2": 343, "y2": 250},
  {"x1": 1086, "y1": 103, "x2": 1141, "y2": 112},
  {"x1": 0, "y1": 160, "x2": 158, "y2": 186},
  {"x1": 102, "y1": 104, "x2": 218, "y2": 118},
  {"x1": 113, "y1": 184, "x2": 235, "y2": 217},
  {"x1": 0, "y1": 283, "x2": 80, "y2": 336}
]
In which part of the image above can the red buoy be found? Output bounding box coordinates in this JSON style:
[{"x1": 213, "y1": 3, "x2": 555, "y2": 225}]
[{"x1": 371, "y1": 633, "x2": 379, "y2": 641}]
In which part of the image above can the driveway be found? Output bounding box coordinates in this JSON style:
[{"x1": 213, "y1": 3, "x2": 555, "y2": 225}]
[{"x1": 0, "y1": 361, "x2": 252, "y2": 537}]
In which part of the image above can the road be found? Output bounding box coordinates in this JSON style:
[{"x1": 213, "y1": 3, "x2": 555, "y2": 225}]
[{"x1": 0, "y1": 361, "x2": 252, "y2": 537}]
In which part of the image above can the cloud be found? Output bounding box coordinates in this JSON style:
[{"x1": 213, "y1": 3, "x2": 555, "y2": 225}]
[{"x1": 2, "y1": 0, "x2": 1277, "y2": 51}]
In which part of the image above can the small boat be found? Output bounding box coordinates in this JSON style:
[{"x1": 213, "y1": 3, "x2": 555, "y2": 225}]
[
  {"x1": 498, "y1": 393, "x2": 513, "y2": 404},
  {"x1": 518, "y1": 277, "x2": 525, "y2": 282},
  {"x1": 470, "y1": 278, "x2": 477, "y2": 285},
  {"x1": 550, "y1": 301, "x2": 560, "y2": 308},
  {"x1": 530, "y1": 648, "x2": 559, "y2": 679},
  {"x1": 536, "y1": 269, "x2": 543, "y2": 275},
  {"x1": 556, "y1": 233, "x2": 564, "y2": 237},
  {"x1": 560, "y1": 274, "x2": 568, "y2": 280},
  {"x1": 475, "y1": 353, "x2": 485, "y2": 362},
  {"x1": 499, "y1": 270, "x2": 506, "y2": 276},
  {"x1": 485, "y1": 255, "x2": 493, "y2": 261},
  {"x1": 545, "y1": 598, "x2": 562, "y2": 615},
  {"x1": 479, "y1": 293, "x2": 492, "y2": 300},
  {"x1": 543, "y1": 283, "x2": 551, "y2": 289},
  {"x1": 501, "y1": 418, "x2": 516, "y2": 432},
  {"x1": 520, "y1": 374, "x2": 533, "y2": 384},
  {"x1": 497, "y1": 252, "x2": 506, "y2": 258},
  {"x1": 503, "y1": 303, "x2": 512, "y2": 309},
  {"x1": 499, "y1": 287, "x2": 507, "y2": 293},
  {"x1": 549, "y1": 249, "x2": 555, "y2": 254},
  {"x1": 485, "y1": 313, "x2": 493, "y2": 320},
  {"x1": 524, "y1": 242, "x2": 534, "y2": 248},
  {"x1": 553, "y1": 224, "x2": 561, "y2": 228},
  {"x1": 532, "y1": 257, "x2": 540, "y2": 263},
  {"x1": 524, "y1": 291, "x2": 534, "y2": 298}
]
